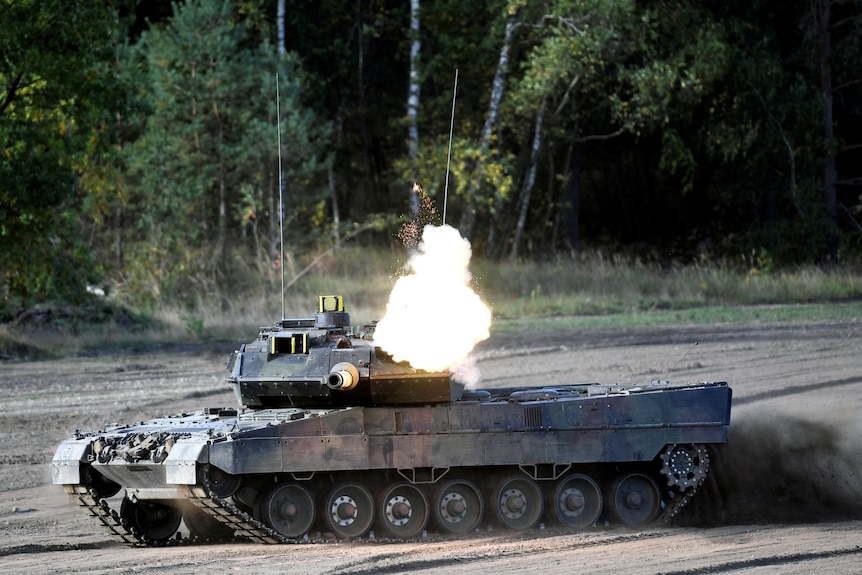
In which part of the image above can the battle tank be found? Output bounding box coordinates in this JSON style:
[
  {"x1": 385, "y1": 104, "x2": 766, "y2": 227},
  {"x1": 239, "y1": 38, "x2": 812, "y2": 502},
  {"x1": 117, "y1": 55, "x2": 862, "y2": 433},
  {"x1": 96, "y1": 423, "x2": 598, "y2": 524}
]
[{"x1": 52, "y1": 295, "x2": 732, "y2": 545}]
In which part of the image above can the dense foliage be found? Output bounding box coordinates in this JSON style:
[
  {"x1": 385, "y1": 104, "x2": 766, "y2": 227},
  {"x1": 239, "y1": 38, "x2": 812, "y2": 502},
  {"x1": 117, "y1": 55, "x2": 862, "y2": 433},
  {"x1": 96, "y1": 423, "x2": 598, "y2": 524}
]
[{"x1": 2, "y1": 0, "x2": 861, "y2": 311}]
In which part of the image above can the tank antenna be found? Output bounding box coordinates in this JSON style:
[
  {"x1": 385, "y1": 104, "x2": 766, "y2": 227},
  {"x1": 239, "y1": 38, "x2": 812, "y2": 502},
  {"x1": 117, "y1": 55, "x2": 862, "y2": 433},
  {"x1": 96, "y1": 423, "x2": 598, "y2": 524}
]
[
  {"x1": 443, "y1": 68, "x2": 458, "y2": 226},
  {"x1": 276, "y1": 73, "x2": 286, "y2": 320},
  {"x1": 663, "y1": 341, "x2": 699, "y2": 381}
]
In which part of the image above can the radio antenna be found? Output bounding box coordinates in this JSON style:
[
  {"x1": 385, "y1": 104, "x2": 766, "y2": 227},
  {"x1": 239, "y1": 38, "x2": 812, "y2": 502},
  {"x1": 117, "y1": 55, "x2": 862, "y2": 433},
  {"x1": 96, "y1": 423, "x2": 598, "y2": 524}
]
[
  {"x1": 443, "y1": 68, "x2": 458, "y2": 225},
  {"x1": 276, "y1": 73, "x2": 286, "y2": 320},
  {"x1": 663, "y1": 342, "x2": 699, "y2": 381}
]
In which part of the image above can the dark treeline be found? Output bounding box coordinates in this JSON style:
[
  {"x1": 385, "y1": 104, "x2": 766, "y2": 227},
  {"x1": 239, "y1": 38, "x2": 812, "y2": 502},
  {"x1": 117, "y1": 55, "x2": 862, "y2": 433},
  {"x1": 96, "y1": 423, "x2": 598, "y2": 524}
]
[{"x1": 2, "y1": 0, "x2": 861, "y2": 310}]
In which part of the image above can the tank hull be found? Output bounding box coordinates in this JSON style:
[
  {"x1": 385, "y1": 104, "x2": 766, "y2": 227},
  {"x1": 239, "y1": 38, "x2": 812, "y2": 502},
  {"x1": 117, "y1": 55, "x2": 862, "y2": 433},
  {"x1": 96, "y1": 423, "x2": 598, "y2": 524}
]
[{"x1": 53, "y1": 380, "x2": 731, "y2": 543}]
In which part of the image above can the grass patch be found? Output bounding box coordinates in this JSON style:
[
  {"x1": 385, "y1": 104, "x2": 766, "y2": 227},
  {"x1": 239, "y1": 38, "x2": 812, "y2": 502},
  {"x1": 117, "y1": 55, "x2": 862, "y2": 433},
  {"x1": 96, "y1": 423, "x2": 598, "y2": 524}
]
[
  {"x1": 475, "y1": 254, "x2": 862, "y2": 318},
  {"x1": 491, "y1": 301, "x2": 862, "y2": 335},
  {"x1": 3, "y1": 247, "x2": 862, "y2": 357}
]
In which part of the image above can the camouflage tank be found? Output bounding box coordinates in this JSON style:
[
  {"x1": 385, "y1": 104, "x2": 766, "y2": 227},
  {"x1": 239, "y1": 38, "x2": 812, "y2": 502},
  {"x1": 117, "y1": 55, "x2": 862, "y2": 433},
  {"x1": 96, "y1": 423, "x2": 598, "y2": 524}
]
[{"x1": 52, "y1": 296, "x2": 732, "y2": 545}]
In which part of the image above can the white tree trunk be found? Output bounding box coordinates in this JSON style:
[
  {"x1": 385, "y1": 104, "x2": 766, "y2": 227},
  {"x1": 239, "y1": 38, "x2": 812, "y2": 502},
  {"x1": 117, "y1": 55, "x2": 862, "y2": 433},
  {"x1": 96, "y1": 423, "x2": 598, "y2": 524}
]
[
  {"x1": 481, "y1": 15, "x2": 514, "y2": 146},
  {"x1": 277, "y1": 0, "x2": 285, "y2": 56},
  {"x1": 510, "y1": 98, "x2": 545, "y2": 260},
  {"x1": 460, "y1": 12, "x2": 518, "y2": 238},
  {"x1": 407, "y1": 0, "x2": 421, "y2": 213}
]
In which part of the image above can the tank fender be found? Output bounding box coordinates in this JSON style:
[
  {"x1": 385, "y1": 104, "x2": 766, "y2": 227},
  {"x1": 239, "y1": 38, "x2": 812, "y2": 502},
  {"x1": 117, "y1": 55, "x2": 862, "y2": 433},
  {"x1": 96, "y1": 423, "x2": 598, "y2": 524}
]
[
  {"x1": 164, "y1": 440, "x2": 209, "y2": 485},
  {"x1": 51, "y1": 439, "x2": 90, "y2": 485}
]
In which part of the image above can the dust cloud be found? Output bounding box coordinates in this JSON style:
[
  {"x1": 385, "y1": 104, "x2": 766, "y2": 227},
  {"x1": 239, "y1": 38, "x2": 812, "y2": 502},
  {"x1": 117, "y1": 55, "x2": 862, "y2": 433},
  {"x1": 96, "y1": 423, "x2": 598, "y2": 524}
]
[{"x1": 678, "y1": 414, "x2": 862, "y2": 526}]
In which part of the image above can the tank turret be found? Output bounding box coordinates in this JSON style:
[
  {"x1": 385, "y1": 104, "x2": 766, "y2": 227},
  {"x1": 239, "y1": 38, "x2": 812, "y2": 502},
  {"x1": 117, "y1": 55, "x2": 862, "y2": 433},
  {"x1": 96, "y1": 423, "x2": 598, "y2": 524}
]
[{"x1": 227, "y1": 295, "x2": 462, "y2": 408}]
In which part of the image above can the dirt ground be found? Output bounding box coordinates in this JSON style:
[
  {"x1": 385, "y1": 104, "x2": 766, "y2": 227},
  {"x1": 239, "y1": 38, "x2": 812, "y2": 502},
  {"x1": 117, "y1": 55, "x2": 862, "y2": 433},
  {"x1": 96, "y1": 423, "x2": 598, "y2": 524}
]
[{"x1": 1, "y1": 318, "x2": 861, "y2": 574}]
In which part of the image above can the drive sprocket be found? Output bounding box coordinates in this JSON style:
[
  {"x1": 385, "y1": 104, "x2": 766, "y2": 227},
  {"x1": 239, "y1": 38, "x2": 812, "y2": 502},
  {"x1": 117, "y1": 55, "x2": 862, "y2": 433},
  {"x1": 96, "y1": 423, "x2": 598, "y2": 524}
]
[{"x1": 659, "y1": 444, "x2": 709, "y2": 491}]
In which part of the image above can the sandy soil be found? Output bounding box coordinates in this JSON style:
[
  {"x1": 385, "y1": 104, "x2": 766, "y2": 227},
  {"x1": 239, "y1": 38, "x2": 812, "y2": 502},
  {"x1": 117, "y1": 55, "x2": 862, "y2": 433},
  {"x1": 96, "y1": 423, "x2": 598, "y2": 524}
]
[{"x1": 1, "y1": 319, "x2": 861, "y2": 574}]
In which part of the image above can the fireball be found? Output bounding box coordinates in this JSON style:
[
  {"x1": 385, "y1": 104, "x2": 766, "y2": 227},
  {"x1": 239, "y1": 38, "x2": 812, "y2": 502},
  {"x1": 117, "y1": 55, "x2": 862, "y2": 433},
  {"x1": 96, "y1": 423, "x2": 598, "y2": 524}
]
[{"x1": 373, "y1": 224, "x2": 491, "y2": 382}]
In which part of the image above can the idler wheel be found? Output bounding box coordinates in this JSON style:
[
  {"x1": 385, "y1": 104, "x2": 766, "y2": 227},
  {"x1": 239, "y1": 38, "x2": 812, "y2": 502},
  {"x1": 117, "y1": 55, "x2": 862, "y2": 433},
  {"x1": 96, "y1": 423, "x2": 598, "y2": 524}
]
[
  {"x1": 490, "y1": 476, "x2": 543, "y2": 530},
  {"x1": 549, "y1": 473, "x2": 602, "y2": 529},
  {"x1": 608, "y1": 472, "x2": 661, "y2": 526},
  {"x1": 377, "y1": 483, "x2": 429, "y2": 539},
  {"x1": 325, "y1": 482, "x2": 374, "y2": 539},
  {"x1": 432, "y1": 479, "x2": 483, "y2": 535},
  {"x1": 183, "y1": 507, "x2": 235, "y2": 540},
  {"x1": 120, "y1": 496, "x2": 182, "y2": 542},
  {"x1": 259, "y1": 483, "x2": 316, "y2": 539}
]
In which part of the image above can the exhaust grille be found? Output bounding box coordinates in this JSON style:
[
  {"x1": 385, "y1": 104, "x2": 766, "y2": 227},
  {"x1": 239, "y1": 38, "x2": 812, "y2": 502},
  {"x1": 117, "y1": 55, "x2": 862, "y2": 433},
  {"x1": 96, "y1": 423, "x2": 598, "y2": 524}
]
[{"x1": 524, "y1": 407, "x2": 543, "y2": 429}]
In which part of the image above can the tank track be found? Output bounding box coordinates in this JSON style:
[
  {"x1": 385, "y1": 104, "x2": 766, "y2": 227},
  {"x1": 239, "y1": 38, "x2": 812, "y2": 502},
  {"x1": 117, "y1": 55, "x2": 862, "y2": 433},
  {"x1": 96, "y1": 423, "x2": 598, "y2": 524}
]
[
  {"x1": 66, "y1": 455, "x2": 708, "y2": 547},
  {"x1": 657, "y1": 479, "x2": 705, "y2": 524},
  {"x1": 63, "y1": 481, "x2": 292, "y2": 547},
  {"x1": 657, "y1": 444, "x2": 711, "y2": 523},
  {"x1": 64, "y1": 484, "x2": 162, "y2": 547},
  {"x1": 64, "y1": 470, "x2": 306, "y2": 546},
  {"x1": 181, "y1": 468, "x2": 295, "y2": 545}
]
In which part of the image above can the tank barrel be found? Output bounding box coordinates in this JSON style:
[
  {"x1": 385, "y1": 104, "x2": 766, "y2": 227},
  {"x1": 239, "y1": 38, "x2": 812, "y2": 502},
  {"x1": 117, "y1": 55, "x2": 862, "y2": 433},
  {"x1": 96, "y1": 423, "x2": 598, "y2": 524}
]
[{"x1": 327, "y1": 361, "x2": 360, "y2": 390}]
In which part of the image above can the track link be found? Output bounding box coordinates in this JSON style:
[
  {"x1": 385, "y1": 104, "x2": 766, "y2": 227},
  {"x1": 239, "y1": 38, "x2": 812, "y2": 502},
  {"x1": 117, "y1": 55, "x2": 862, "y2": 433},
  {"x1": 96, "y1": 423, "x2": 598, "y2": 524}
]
[
  {"x1": 64, "y1": 485, "x2": 152, "y2": 547},
  {"x1": 182, "y1": 478, "x2": 291, "y2": 544},
  {"x1": 657, "y1": 445, "x2": 711, "y2": 523}
]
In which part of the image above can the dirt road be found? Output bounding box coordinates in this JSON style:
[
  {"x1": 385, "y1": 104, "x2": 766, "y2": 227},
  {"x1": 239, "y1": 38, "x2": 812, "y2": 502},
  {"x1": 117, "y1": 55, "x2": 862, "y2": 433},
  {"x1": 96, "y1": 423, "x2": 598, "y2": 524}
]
[{"x1": 2, "y1": 318, "x2": 861, "y2": 574}]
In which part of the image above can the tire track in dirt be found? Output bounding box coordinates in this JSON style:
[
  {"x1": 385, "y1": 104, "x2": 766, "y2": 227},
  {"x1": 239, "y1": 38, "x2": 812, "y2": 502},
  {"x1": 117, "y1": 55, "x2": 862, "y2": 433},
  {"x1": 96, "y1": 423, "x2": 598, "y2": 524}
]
[
  {"x1": 732, "y1": 376, "x2": 862, "y2": 405},
  {"x1": 0, "y1": 542, "x2": 103, "y2": 558},
  {"x1": 322, "y1": 531, "x2": 672, "y2": 575},
  {"x1": 656, "y1": 546, "x2": 862, "y2": 575}
]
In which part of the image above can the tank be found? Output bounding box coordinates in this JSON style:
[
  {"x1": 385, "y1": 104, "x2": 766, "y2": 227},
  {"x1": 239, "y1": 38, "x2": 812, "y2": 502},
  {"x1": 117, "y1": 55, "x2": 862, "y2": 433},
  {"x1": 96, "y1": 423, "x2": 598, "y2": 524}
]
[{"x1": 52, "y1": 295, "x2": 732, "y2": 545}]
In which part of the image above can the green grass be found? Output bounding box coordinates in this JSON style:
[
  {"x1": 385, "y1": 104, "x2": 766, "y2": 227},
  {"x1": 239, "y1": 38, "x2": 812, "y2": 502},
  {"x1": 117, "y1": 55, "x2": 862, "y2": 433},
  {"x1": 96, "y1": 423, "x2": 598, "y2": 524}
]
[
  {"x1": 474, "y1": 254, "x2": 862, "y2": 319},
  {"x1": 491, "y1": 301, "x2": 862, "y2": 336},
  {"x1": 2, "y1": 247, "x2": 862, "y2": 358}
]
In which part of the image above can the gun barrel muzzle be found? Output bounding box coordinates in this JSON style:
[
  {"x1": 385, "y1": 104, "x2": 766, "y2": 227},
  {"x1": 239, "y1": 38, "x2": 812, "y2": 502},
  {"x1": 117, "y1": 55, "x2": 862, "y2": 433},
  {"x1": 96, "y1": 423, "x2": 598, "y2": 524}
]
[{"x1": 327, "y1": 362, "x2": 360, "y2": 390}]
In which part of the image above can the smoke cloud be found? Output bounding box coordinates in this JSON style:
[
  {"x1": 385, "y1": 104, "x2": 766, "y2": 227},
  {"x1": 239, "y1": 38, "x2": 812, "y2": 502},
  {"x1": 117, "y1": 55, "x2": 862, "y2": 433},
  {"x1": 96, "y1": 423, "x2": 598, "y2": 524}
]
[{"x1": 373, "y1": 224, "x2": 491, "y2": 386}]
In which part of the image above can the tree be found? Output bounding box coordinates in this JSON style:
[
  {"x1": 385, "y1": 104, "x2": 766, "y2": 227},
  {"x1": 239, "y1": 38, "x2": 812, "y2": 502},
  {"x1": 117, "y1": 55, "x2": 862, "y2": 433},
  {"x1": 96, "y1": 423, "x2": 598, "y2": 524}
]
[
  {"x1": 828, "y1": 0, "x2": 862, "y2": 244},
  {"x1": 499, "y1": 0, "x2": 641, "y2": 254},
  {"x1": 407, "y1": 0, "x2": 422, "y2": 212},
  {"x1": 123, "y1": 0, "x2": 329, "y2": 305},
  {"x1": 393, "y1": 1, "x2": 517, "y2": 241},
  {"x1": 0, "y1": 0, "x2": 129, "y2": 305},
  {"x1": 457, "y1": 7, "x2": 520, "y2": 241},
  {"x1": 499, "y1": 0, "x2": 734, "y2": 256},
  {"x1": 6, "y1": 0, "x2": 862, "y2": 316},
  {"x1": 509, "y1": 98, "x2": 546, "y2": 259},
  {"x1": 810, "y1": 0, "x2": 862, "y2": 258}
]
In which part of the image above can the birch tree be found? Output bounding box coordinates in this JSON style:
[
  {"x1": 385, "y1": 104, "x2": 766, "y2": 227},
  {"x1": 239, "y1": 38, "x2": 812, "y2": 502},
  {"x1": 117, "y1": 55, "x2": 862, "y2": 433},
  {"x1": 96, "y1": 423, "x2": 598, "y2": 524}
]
[
  {"x1": 458, "y1": 8, "x2": 520, "y2": 240},
  {"x1": 407, "y1": 0, "x2": 422, "y2": 214},
  {"x1": 510, "y1": 98, "x2": 546, "y2": 259},
  {"x1": 504, "y1": 0, "x2": 730, "y2": 254}
]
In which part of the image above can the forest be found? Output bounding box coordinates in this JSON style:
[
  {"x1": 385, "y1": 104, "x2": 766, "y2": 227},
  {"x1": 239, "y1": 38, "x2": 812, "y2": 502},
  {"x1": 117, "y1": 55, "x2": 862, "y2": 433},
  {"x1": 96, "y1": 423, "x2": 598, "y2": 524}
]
[{"x1": 2, "y1": 0, "x2": 862, "y2": 314}]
